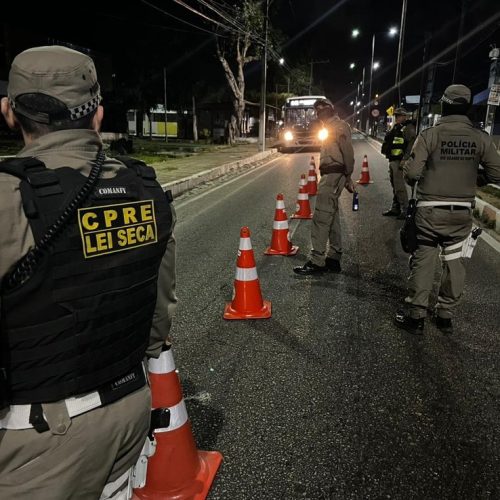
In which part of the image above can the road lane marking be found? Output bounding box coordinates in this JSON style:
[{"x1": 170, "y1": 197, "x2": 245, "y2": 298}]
[
  {"x1": 480, "y1": 230, "x2": 500, "y2": 254},
  {"x1": 174, "y1": 156, "x2": 282, "y2": 210}
]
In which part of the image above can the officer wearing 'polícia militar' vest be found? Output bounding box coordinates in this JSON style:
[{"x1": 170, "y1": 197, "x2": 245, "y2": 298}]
[
  {"x1": 0, "y1": 46, "x2": 177, "y2": 499},
  {"x1": 395, "y1": 84, "x2": 500, "y2": 335},
  {"x1": 381, "y1": 108, "x2": 416, "y2": 219}
]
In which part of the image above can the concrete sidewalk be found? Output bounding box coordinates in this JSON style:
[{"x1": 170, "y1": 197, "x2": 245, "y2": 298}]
[{"x1": 156, "y1": 144, "x2": 278, "y2": 198}]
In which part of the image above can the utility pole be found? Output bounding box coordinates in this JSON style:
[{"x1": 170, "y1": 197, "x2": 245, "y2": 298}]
[
  {"x1": 452, "y1": 0, "x2": 466, "y2": 83},
  {"x1": 308, "y1": 60, "x2": 329, "y2": 95},
  {"x1": 360, "y1": 66, "x2": 366, "y2": 134},
  {"x1": 485, "y1": 46, "x2": 500, "y2": 136},
  {"x1": 258, "y1": 0, "x2": 269, "y2": 152},
  {"x1": 416, "y1": 34, "x2": 432, "y2": 134},
  {"x1": 367, "y1": 34, "x2": 376, "y2": 134},
  {"x1": 395, "y1": 0, "x2": 408, "y2": 105},
  {"x1": 163, "y1": 67, "x2": 168, "y2": 143}
]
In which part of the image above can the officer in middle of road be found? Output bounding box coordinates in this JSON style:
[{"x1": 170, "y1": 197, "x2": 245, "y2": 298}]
[
  {"x1": 381, "y1": 108, "x2": 416, "y2": 219},
  {"x1": 294, "y1": 98, "x2": 355, "y2": 275}
]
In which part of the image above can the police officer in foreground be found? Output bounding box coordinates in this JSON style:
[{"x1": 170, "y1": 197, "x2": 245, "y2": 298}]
[
  {"x1": 395, "y1": 84, "x2": 500, "y2": 335},
  {"x1": 0, "y1": 46, "x2": 177, "y2": 498},
  {"x1": 381, "y1": 108, "x2": 416, "y2": 219},
  {"x1": 294, "y1": 98, "x2": 355, "y2": 275}
]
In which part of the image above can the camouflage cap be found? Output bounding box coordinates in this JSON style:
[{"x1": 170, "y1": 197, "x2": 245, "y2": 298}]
[
  {"x1": 440, "y1": 84, "x2": 471, "y2": 105},
  {"x1": 8, "y1": 45, "x2": 101, "y2": 124},
  {"x1": 394, "y1": 107, "x2": 411, "y2": 116},
  {"x1": 313, "y1": 98, "x2": 334, "y2": 110}
]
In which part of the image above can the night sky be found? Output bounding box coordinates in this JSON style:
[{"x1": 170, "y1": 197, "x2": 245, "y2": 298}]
[{"x1": 1, "y1": 0, "x2": 499, "y2": 118}]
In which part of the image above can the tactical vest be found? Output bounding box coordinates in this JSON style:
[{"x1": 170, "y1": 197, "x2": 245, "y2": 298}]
[
  {"x1": 0, "y1": 155, "x2": 173, "y2": 405},
  {"x1": 389, "y1": 124, "x2": 406, "y2": 160}
]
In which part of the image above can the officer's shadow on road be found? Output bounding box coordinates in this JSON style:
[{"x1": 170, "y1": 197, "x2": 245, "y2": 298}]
[{"x1": 181, "y1": 378, "x2": 225, "y2": 450}]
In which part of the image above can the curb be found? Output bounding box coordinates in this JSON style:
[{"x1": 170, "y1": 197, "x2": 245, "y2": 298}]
[
  {"x1": 161, "y1": 149, "x2": 277, "y2": 198},
  {"x1": 474, "y1": 198, "x2": 500, "y2": 233}
]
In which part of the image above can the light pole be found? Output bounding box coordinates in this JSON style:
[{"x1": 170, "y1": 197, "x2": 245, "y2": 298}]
[
  {"x1": 258, "y1": 0, "x2": 269, "y2": 152},
  {"x1": 308, "y1": 59, "x2": 329, "y2": 95},
  {"x1": 395, "y1": 0, "x2": 408, "y2": 104}
]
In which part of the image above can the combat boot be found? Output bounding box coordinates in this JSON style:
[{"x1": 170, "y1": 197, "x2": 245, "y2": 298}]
[
  {"x1": 293, "y1": 261, "x2": 326, "y2": 275},
  {"x1": 325, "y1": 257, "x2": 341, "y2": 273},
  {"x1": 382, "y1": 208, "x2": 400, "y2": 217},
  {"x1": 434, "y1": 316, "x2": 454, "y2": 334},
  {"x1": 394, "y1": 311, "x2": 424, "y2": 335}
]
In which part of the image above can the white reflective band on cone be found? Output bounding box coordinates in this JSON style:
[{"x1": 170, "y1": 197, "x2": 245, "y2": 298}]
[
  {"x1": 298, "y1": 194, "x2": 309, "y2": 200},
  {"x1": 273, "y1": 220, "x2": 289, "y2": 230},
  {"x1": 154, "y1": 400, "x2": 189, "y2": 433},
  {"x1": 276, "y1": 200, "x2": 285, "y2": 209},
  {"x1": 442, "y1": 251, "x2": 462, "y2": 261},
  {"x1": 308, "y1": 176, "x2": 315, "y2": 182},
  {"x1": 148, "y1": 348, "x2": 176, "y2": 374},
  {"x1": 239, "y1": 237, "x2": 253, "y2": 250},
  {"x1": 235, "y1": 267, "x2": 258, "y2": 281}
]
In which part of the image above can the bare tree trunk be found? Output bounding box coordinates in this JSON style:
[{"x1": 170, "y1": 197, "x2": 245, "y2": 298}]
[{"x1": 192, "y1": 95, "x2": 198, "y2": 142}]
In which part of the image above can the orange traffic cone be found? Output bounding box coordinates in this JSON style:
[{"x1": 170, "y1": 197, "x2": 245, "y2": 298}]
[
  {"x1": 299, "y1": 173, "x2": 308, "y2": 191},
  {"x1": 357, "y1": 155, "x2": 373, "y2": 184},
  {"x1": 134, "y1": 346, "x2": 222, "y2": 500},
  {"x1": 306, "y1": 166, "x2": 318, "y2": 196},
  {"x1": 224, "y1": 227, "x2": 271, "y2": 319},
  {"x1": 264, "y1": 194, "x2": 298, "y2": 256},
  {"x1": 291, "y1": 184, "x2": 313, "y2": 219}
]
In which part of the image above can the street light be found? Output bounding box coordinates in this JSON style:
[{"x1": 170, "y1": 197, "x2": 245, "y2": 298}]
[
  {"x1": 373, "y1": 61, "x2": 380, "y2": 70},
  {"x1": 349, "y1": 62, "x2": 356, "y2": 69},
  {"x1": 279, "y1": 57, "x2": 285, "y2": 65},
  {"x1": 389, "y1": 27, "x2": 398, "y2": 37},
  {"x1": 352, "y1": 28, "x2": 360, "y2": 38}
]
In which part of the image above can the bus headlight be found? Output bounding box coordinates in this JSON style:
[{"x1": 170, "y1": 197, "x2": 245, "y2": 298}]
[
  {"x1": 284, "y1": 130, "x2": 294, "y2": 142},
  {"x1": 318, "y1": 128, "x2": 328, "y2": 141}
]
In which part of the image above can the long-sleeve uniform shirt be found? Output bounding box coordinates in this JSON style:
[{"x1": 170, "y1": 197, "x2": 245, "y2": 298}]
[
  {"x1": 403, "y1": 115, "x2": 500, "y2": 201},
  {"x1": 319, "y1": 116, "x2": 355, "y2": 176},
  {"x1": 0, "y1": 129, "x2": 177, "y2": 359}
]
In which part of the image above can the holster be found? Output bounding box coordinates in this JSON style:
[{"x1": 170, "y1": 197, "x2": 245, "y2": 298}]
[{"x1": 399, "y1": 182, "x2": 419, "y2": 254}]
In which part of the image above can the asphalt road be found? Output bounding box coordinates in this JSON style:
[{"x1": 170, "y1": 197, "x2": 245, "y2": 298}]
[{"x1": 169, "y1": 135, "x2": 500, "y2": 500}]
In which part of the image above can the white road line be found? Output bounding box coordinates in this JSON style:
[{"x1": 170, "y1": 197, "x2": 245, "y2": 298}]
[
  {"x1": 364, "y1": 137, "x2": 386, "y2": 157},
  {"x1": 174, "y1": 156, "x2": 282, "y2": 210},
  {"x1": 480, "y1": 230, "x2": 500, "y2": 254}
]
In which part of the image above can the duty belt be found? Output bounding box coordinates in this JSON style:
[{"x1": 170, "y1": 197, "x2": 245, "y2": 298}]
[
  {"x1": 0, "y1": 365, "x2": 146, "y2": 431},
  {"x1": 417, "y1": 201, "x2": 472, "y2": 210}
]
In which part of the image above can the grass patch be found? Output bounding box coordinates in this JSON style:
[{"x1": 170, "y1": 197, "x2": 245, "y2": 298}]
[{"x1": 477, "y1": 185, "x2": 500, "y2": 210}]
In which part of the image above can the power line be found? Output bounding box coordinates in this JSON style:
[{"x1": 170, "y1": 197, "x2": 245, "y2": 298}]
[{"x1": 139, "y1": 0, "x2": 226, "y2": 37}]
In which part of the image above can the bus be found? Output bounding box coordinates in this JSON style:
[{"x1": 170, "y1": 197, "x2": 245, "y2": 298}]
[{"x1": 278, "y1": 95, "x2": 329, "y2": 152}]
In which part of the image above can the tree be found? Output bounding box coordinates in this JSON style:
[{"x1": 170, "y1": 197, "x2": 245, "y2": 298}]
[{"x1": 215, "y1": 1, "x2": 264, "y2": 137}]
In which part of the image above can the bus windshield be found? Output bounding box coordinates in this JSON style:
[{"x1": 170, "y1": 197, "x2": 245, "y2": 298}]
[{"x1": 283, "y1": 95, "x2": 326, "y2": 129}]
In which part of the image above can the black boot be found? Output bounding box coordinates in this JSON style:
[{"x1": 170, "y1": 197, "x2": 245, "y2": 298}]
[
  {"x1": 293, "y1": 260, "x2": 326, "y2": 275},
  {"x1": 325, "y1": 257, "x2": 341, "y2": 273},
  {"x1": 382, "y1": 208, "x2": 400, "y2": 217},
  {"x1": 434, "y1": 316, "x2": 453, "y2": 334},
  {"x1": 394, "y1": 311, "x2": 424, "y2": 335}
]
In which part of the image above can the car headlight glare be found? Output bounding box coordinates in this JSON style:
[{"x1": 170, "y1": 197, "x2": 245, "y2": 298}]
[
  {"x1": 284, "y1": 131, "x2": 294, "y2": 141},
  {"x1": 318, "y1": 128, "x2": 328, "y2": 141}
]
